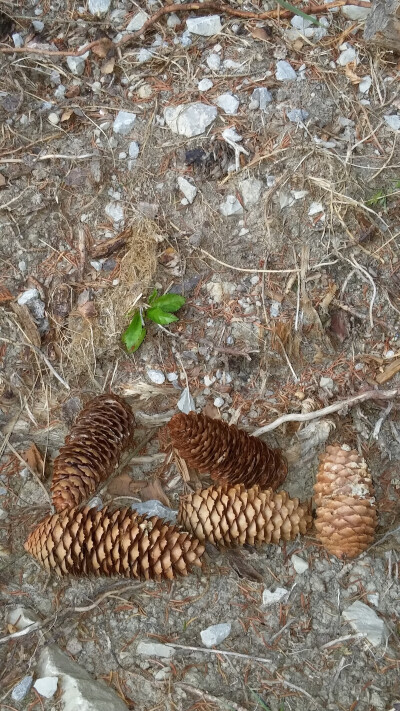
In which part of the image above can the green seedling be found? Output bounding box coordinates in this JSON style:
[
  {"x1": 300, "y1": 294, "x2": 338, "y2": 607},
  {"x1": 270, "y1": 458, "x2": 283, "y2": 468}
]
[
  {"x1": 276, "y1": 0, "x2": 321, "y2": 26},
  {"x1": 122, "y1": 290, "x2": 186, "y2": 352},
  {"x1": 366, "y1": 180, "x2": 400, "y2": 210}
]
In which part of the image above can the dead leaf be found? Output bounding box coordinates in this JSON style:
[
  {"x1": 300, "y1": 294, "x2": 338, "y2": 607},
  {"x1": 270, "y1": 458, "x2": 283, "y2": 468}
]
[
  {"x1": 225, "y1": 549, "x2": 264, "y2": 583},
  {"x1": 250, "y1": 27, "x2": 270, "y2": 41},
  {"x1": 77, "y1": 300, "x2": 97, "y2": 318},
  {"x1": 60, "y1": 108, "x2": 74, "y2": 122},
  {"x1": 65, "y1": 85, "x2": 80, "y2": 99},
  {"x1": 159, "y1": 247, "x2": 183, "y2": 277},
  {"x1": 107, "y1": 474, "x2": 148, "y2": 497},
  {"x1": 344, "y1": 63, "x2": 361, "y2": 84},
  {"x1": 0, "y1": 286, "x2": 13, "y2": 303},
  {"x1": 91, "y1": 232, "x2": 128, "y2": 259},
  {"x1": 202, "y1": 402, "x2": 221, "y2": 420},
  {"x1": 329, "y1": 309, "x2": 350, "y2": 343},
  {"x1": 101, "y1": 56, "x2": 115, "y2": 74},
  {"x1": 92, "y1": 38, "x2": 113, "y2": 58},
  {"x1": 140, "y1": 478, "x2": 170, "y2": 507},
  {"x1": 21, "y1": 443, "x2": 44, "y2": 477},
  {"x1": 376, "y1": 358, "x2": 400, "y2": 384},
  {"x1": 10, "y1": 302, "x2": 41, "y2": 347}
]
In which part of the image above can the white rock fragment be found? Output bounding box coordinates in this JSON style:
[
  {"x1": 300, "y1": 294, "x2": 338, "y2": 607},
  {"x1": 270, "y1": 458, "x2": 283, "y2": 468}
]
[
  {"x1": 164, "y1": 102, "x2": 217, "y2": 137},
  {"x1": 222, "y1": 127, "x2": 242, "y2": 142},
  {"x1": 113, "y1": 110, "x2": 136, "y2": 135},
  {"x1": 342, "y1": 601, "x2": 387, "y2": 647},
  {"x1": 129, "y1": 141, "x2": 140, "y2": 159},
  {"x1": 137, "y1": 48, "x2": 153, "y2": 63},
  {"x1": 177, "y1": 387, "x2": 195, "y2": 414},
  {"x1": 342, "y1": 4, "x2": 371, "y2": 19},
  {"x1": 204, "y1": 374, "x2": 216, "y2": 386},
  {"x1": 262, "y1": 587, "x2": 289, "y2": 606},
  {"x1": 249, "y1": 87, "x2": 273, "y2": 110},
  {"x1": 214, "y1": 396, "x2": 224, "y2": 408},
  {"x1": 12, "y1": 33, "x2": 24, "y2": 48},
  {"x1": 11, "y1": 676, "x2": 33, "y2": 701},
  {"x1": 207, "y1": 53, "x2": 221, "y2": 71},
  {"x1": 198, "y1": 78, "x2": 213, "y2": 91},
  {"x1": 18, "y1": 288, "x2": 40, "y2": 306},
  {"x1": 240, "y1": 178, "x2": 263, "y2": 207},
  {"x1": 48, "y1": 112, "x2": 59, "y2": 125},
  {"x1": 167, "y1": 13, "x2": 180, "y2": 28},
  {"x1": 126, "y1": 9, "x2": 149, "y2": 32},
  {"x1": 33, "y1": 20, "x2": 44, "y2": 31},
  {"x1": 137, "y1": 641, "x2": 175, "y2": 658},
  {"x1": 186, "y1": 15, "x2": 222, "y2": 36},
  {"x1": 279, "y1": 192, "x2": 295, "y2": 209},
  {"x1": 384, "y1": 114, "x2": 400, "y2": 131},
  {"x1": 105, "y1": 202, "x2": 124, "y2": 223},
  {"x1": 276, "y1": 60, "x2": 297, "y2": 81},
  {"x1": 337, "y1": 46, "x2": 358, "y2": 66},
  {"x1": 201, "y1": 623, "x2": 231, "y2": 648},
  {"x1": 359, "y1": 75, "x2": 372, "y2": 94},
  {"x1": 292, "y1": 190, "x2": 308, "y2": 200},
  {"x1": 215, "y1": 92, "x2": 239, "y2": 114},
  {"x1": 177, "y1": 176, "x2": 197, "y2": 204},
  {"x1": 6, "y1": 606, "x2": 39, "y2": 630},
  {"x1": 154, "y1": 667, "x2": 171, "y2": 681},
  {"x1": 291, "y1": 14, "x2": 313, "y2": 29},
  {"x1": 223, "y1": 59, "x2": 243, "y2": 70},
  {"x1": 88, "y1": 0, "x2": 111, "y2": 16},
  {"x1": 147, "y1": 369, "x2": 165, "y2": 385},
  {"x1": 287, "y1": 108, "x2": 309, "y2": 123},
  {"x1": 320, "y1": 376, "x2": 334, "y2": 390},
  {"x1": 367, "y1": 592, "x2": 380, "y2": 606},
  {"x1": 38, "y1": 645, "x2": 129, "y2": 711},
  {"x1": 34, "y1": 677, "x2": 58, "y2": 699},
  {"x1": 308, "y1": 201, "x2": 324, "y2": 216},
  {"x1": 167, "y1": 372, "x2": 178, "y2": 382},
  {"x1": 220, "y1": 195, "x2": 243, "y2": 216},
  {"x1": 66, "y1": 53, "x2": 89, "y2": 76},
  {"x1": 291, "y1": 554, "x2": 309, "y2": 574}
]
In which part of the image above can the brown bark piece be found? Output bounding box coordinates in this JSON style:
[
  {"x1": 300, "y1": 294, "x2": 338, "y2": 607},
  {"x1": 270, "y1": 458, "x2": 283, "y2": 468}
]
[{"x1": 364, "y1": 0, "x2": 400, "y2": 52}]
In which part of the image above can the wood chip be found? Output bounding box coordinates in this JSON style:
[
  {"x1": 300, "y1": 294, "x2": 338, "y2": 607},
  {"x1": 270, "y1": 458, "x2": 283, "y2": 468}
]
[
  {"x1": 10, "y1": 302, "x2": 41, "y2": 347},
  {"x1": 91, "y1": 232, "x2": 128, "y2": 259},
  {"x1": 376, "y1": 358, "x2": 400, "y2": 384},
  {"x1": 0, "y1": 286, "x2": 13, "y2": 303},
  {"x1": 21, "y1": 443, "x2": 44, "y2": 477}
]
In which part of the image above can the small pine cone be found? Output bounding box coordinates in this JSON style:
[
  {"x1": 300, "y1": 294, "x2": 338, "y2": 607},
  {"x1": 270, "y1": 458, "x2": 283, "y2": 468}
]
[
  {"x1": 314, "y1": 444, "x2": 377, "y2": 559},
  {"x1": 24, "y1": 507, "x2": 204, "y2": 580},
  {"x1": 178, "y1": 483, "x2": 312, "y2": 547},
  {"x1": 51, "y1": 394, "x2": 135, "y2": 512},
  {"x1": 168, "y1": 412, "x2": 287, "y2": 489}
]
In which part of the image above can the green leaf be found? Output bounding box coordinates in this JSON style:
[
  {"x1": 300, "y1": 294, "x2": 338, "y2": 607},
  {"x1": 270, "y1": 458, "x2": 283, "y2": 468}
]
[
  {"x1": 148, "y1": 288, "x2": 158, "y2": 305},
  {"x1": 146, "y1": 307, "x2": 179, "y2": 325},
  {"x1": 248, "y1": 690, "x2": 272, "y2": 710},
  {"x1": 151, "y1": 293, "x2": 186, "y2": 313},
  {"x1": 122, "y1": 311, "x2": 146, "y2": 352},
  {"x1": 275, "y1": 0, "x2": 321, "y2": 25}
]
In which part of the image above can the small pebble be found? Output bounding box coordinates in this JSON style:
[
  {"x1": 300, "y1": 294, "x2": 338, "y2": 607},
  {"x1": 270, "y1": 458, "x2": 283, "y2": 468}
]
[
  {"x1": 213, "y1": 396, "x2": 224, "y2": 408},
  {"x1": 198, "y1": 78, "x2": 213, "y2": 92},
  {"x1": 262, "y1": 588, "x2": 289, "y2": 606},
  {"x1": 276, "y1": 60, "x2": 297, "y2": 81},
  {"x1": 207, "y1": 53, "x2": 221, "y2": 71},
  {"x1": 201, "y1": 623, "x2": 231, "y2": 648},
  {"x1": 11, "y1": 676, "x2": 33, "y2": 702},
  {"x1": 33, "y1": 677, "x2": 58, "y2": 699},
  {"x1": 214, "y1": 92, "x2": 239, "y2": 115},
  {"x1": 291, "y1": 554, "x2": 309, "y2": 574},
  {"x1": 147, "y1": 369, "x2": 165, "y2": 385},
  {"x1": 113, "y1": 110, "x2": 137, "y2": 135}
]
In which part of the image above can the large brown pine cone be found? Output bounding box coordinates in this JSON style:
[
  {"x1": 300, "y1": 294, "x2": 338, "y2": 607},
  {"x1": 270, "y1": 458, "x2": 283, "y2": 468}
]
[
  {"x1": 51, "y1": 394, "x2": 135, "y2": 511},
  {"x1": 168, "y1": 412, "x2": 287, "y2": 489},
  {"x1": 25, "y1": 506, "x2": 204, "y2": 580},
  {"x1": 314, "y1": 444, "x2": 377, "y2": 559},
  {"x1": 178, "y1": 483, "x2": 312, "y2": 547}
]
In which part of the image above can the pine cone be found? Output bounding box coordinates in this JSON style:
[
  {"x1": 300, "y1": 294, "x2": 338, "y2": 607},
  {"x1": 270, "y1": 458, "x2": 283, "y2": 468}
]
[
  {"x1": 314, "y1": 444, "x2": 377, "y2": 559},
  {"x1": 24, "y1": 507, "x2": 204, "y2": 580},
  {"x1": 168, "y1": 412, "x2": 287, "y2": 489},
  {"x1": 51, "y1": 394, "x2": 135, "y2": 512},
  {"x1": 178, "y1": 483, "x2": 312, "y2": 547}
]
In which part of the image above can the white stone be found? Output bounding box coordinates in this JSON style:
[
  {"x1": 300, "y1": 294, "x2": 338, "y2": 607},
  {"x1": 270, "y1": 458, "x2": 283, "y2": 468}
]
[
  {"x1": 220, "y1": 195, "x2": 243, "y2": 216},
  {"x1": 18, "y1": 288, "x2": 40, "y2": 306},
  {"x1": 186, "y1": 15, "x2": 222, "y2": 36},
  {"x1": 291, "y1": 14, "x2": 313, "y2": 29},
  {"x1": 154, "y1": 667, "x2": 171, "y2": 681},
  {"x1": 137, "y1": 641, "x2": 175, "y2": 658},
  {"x1": 137, "y1": 83, "x2": 152, "y2": 99},
  {"x1": 342, "y1": 601, "x2": 387, "y2": 647},
  {"x1": 337, "y1": 47, "x2": 358, "y2": 66},
  {"x1": 6, "y1": 606, "x2": 39, "y2": 630},
  {"x1": 33, "y1": 20, "x2": 45, "y2": 31},
  {"x1": 179, "y1": 30, "x2": 192, "y2": 47},
  {"x1": 384, "y1": 114, "x2": 400, "y2": 131},
  {"x1": 90, "y1": 260, "x2": 102, "y2": 272},
  {"x1": 201, "y1": 623, "x2": 231, "y2": 648},
  {"x1": 147, "y1": 369, "x2": 165, "y2": 384},
  {"x1": 204, "y1": 375, "x2": 216, "y2": 386},
  {"x1": 34, "y1": 677, "x2": 58, "y2": 699},
  {"x1": 66, "y1": 53, "x2": 88, "y2": 76},
  {"x1": 105, "y1": 202, "x2": 124, "y2": 223},
  {"x1": 367, "y1": 593, "x2": 380, "y2": 606},
  {"x1": 177, "y1": 386, "x2": 195, "y2": 414},
  {"x1": 276, "y1": 60, "x2": 297, "y2": 81},
  {"x1": 12, "y1": 33, "x2": 24, "y2": 48},
  {"x1": 167, "y1": 13, "x2": 180, "y2": 28},
  {"x1": 262, "y1": 587, "x2": 289, "y2": 606},
  {"x1": 240, "y1": 178, "x2": 263, "y2": 207},
  {"x1": 11, "y1": 676, "x2": 33, "y2": 701},
  {"x1": 223, "y1": 59, "x2": 243, "y2": 70},
  {"x1": 222, "y1": 127, "x2": 242, "y2": 142},
  {"x1": 308, "y1": 201, "x2": 324, "y2": 216},
  {"x1": 291, "y1": 554, "x2": 309, "y2": 574},
  {"x1": 358, "y1": 75, "x2": 371, "y2": 94},
  {"x1": 198, "y1": 78, "x2": 213, "y2": 91},
  {"x1": 320, "y1": 376, "x2": 334, "y2": 390},
  {"x1": 215, "y1": 92, "x2": 239, "y2": 115},
  {"x1": 119, "y1": 152, "x2": 127, "y2": 160},
  {"x1": 250, "y1": 87, "x2": 273, "y2": 111},
  {"x1": 48, "y1": 112, "x2": 59, "y2": 125},
  {"x1": 287, "y1": 108, "x2": 309, "y2": 123},
  {"x1": 113, "y1": 110, "x2": 136, "y2": 135},
  {"x1": 292, "y1": 190, "x2": 308, "y2": 200},
  {"x1": 207, "y1": 53, "x2": 221, "y2": 71},
  {"x1": 128, "y1": 141, "x2": 140, "y2": 159},
  {"x1": 177, "y1": 176, "x2": 197, "y2": 204},
  {"x1": 164, "y1": 102, "x2": 217, "y2": 137},
  {"x1": 37, "y1": 645, "x2": 128, "y2": 711},
  {"x1": 137, "y1": 48, "x2": 153, "y2": 63},
  {"x1": 342, "y1": 4, "x2": 371, "y2": 19},
  {"x1": 167, "y1": 372, "x2": 178, "y2": 382},
  {"x1": 279, "y1": 191, "x2": 295, "y2": 209},
  {"x1": 213, "y1": 396, "x2": 224, "y2": 408},
  {"x1": 88, "y1": 0, "x2": 111, "y2": 16},
  {"x1": 126, "y1": 10, "x2": 149, "y2": 32}
]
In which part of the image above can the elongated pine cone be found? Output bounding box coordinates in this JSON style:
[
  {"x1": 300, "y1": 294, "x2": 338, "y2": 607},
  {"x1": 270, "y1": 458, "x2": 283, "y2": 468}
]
[
  {"x1": 168, "y1": 412, "x2": 287, "y2": 489},
  {"x1": 51, "y1": 394, "x2": 135, "y2": 512},
  {"x1": 24, "y1": 507, "x2": 204, "y2": 580},
  {"x1": 314, "y1": 444, "x2": 377, "y2": 559},
  {"x1": 178, "y1": 483, "x2": 312, "y2": 547}
]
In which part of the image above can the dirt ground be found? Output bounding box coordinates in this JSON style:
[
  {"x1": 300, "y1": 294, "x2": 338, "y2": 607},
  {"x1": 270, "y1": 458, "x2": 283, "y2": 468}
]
[{"x1": 1, "y1": 1, "x2": 400, "y2": 710}]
